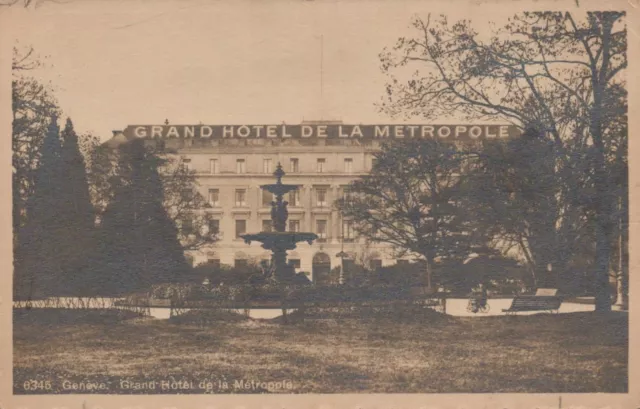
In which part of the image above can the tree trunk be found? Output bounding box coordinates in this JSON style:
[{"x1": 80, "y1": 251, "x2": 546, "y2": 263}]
[
  {"x1": 614, "y1": 192, "x2": 628, "y2": 310},
  {"x1": 517, "y1": 236, "x2": 537, "y2": 289},
  {"x1": 425, "y1": 257, "x2": 433, "y2": 289},
  {"x1": 593, "y1": 164, "x2": 613, "y2": 312},
  {"x1": 594, "y1": 219, "x2": 612, "y2": 311},
  {"x1": 590, "y1": 80, "x2": 613, "y2": 312}
]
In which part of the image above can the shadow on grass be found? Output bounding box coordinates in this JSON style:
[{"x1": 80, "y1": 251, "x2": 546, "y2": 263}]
[
  {"x1": 13, "y1": 308, "x2": 628, "y2": 393},
  {"x1": 271, "y1": 305, "x2": 456, "y2": 325},
  {"x1": 14, "y1": 308, "x2": 144, "y2": 326}
]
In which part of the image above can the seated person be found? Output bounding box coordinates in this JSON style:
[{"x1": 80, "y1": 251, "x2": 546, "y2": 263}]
[{"x1": 469, "y1": 283, "x2": 488, "y2": 312}]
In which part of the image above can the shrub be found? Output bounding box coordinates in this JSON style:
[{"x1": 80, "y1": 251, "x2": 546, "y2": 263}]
[
  {"x1": 436, "y1": 256, "x2": 528, "y2": 295},
  {"x1": 150, "y1": 283, "x2": 206, "y2": 300},
  {"x1": 374, "y1": 263, "x2": 424, "y2": 287},
  {"x1": 193, "y1": 261, "x2": 265, "y2": 286}
]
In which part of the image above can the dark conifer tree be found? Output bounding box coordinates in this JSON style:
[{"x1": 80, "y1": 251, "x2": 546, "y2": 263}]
[
  {"x1": 57, "y1": 118, "x2": 96, "y2": 294},
  {"x1": 16, "y1": 115, "x2": 64, "y2": 299},
  {"x1": 97, "y1": 139, "x2": 189, "y2": 295}
]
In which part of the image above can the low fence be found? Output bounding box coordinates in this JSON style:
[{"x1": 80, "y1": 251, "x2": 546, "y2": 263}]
[
  {"x1": 12, "y1": 285, "x2": 449, "y2": 318},
  {"x1": 14, "y1": 295, "x2": 152, "y2": 317},
  {"x1": 165, "y1": 284, "x2": 448, "y2": 316}
]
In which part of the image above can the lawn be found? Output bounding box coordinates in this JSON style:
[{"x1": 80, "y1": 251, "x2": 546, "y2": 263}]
[{"x1": 13, "y1": 307, "x2": 627, "y2": 394}]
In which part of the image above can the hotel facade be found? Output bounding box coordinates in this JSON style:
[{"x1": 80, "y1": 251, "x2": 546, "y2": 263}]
[{"x1": 108, "y1": 122, "x2": 519, "y2": 284}]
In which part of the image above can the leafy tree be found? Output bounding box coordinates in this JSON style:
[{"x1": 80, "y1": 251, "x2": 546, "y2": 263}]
[
  {"x1": 467, "y1": 128, "x2": 592, "y2": 289},
  {"x1": 336, "y1": 139, "x2": 483, "y2": 289},
  {"x1": 380, "y1": 12, "x2": 626, "y2": 311}
]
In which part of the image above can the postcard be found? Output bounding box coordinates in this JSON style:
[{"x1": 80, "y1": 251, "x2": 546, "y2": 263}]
[{"x1": 0, "y1": 0, "x2": 636, "y2": 408}]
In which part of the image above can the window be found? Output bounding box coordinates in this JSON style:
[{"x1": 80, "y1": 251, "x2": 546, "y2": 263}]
[
  {"x1": 235, "y1": 219, "x2": 247, "y2": 239},
  {"x1": 262, "y1": 219, "x2": 272, "y2": 233},
  {"x1": 208, "y1": 219, "x2": 220, "y2": 235},
  {"x1": 209, "y1": 159, "x2": 219, "y2": 174},
  {"x1": 317, "y1": 158, "x2": 326, "y2": 173},
  {"x1": 344, "y1": 158, "x2": 353, "y2": 173},
  {"x1": 235, "y1": 189, "x2": 247, "y2": 207},
  {"x1": 235, "y1": 259, "x2": 248, "y2": 268},
  {"x1": 207, "y1": 259, "x2": 221, "y2": 268},
  {"x1": 397, "y1": 260, "x2": 410, "y2": 266},
  {"x1": 289, "y1": 220, "x2": 300, "y2": 232},
  {"x1": 315, "y1": 187, "x2": 327, "y2": 207},
  {"x1": 208, "y1": 189, "x2": 219, "y2": 207},
  {"x1": 236, "y1": 159, "x2": 246, "y2": 174},
  {"x1": 342, "y1": 220, "x2": 355, "y2": 242},
  {"x1": 288, "y1": 259, "x2": 301, "y2": 269},
  {"x1": 371, "y1": 157, "x2": 378, "y2": 170},
  {"x1": 316, "y1": 220, "x2": 327, "y2": 242},
  {"x1": 288, "y1": 189, "x2": 300, "y2": 206},
  {"x1": 263, "y1": 158, "x2": 272, "y2": 174},
  {"x1": 290, "y1": 158, "x2": 299, "y2": 173},
  {"x1": 181, "y1": 217, "x2": 193, "y2": 235},
  {"x1": 262, "y1": 189, "x2": 274, "y2": 207},
  {"x1": 181, "y1": 158, "x2": 191, "y2": 171}
]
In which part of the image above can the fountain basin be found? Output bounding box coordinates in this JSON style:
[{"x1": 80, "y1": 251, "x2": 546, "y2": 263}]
[
  {"x1": 260, "y1": 183, "x2": 298, "y2": 195},
  {"x1": 241, "y1": 231, "x2": 318, "y2": 250}
]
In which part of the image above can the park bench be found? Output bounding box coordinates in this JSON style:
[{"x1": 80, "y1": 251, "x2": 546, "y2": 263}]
[{"x1": 502, "y1": 288, "x2": 562, "y2": 315}]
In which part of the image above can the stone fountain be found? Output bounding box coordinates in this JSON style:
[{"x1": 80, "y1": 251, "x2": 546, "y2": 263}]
[{"x1": 241, "y1": 163, "x2": 318, "y2": 283}]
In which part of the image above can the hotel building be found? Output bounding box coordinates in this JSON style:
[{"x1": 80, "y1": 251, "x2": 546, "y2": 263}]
[{"x1": 107, "y1": 121, "x2": 398, "y2": 284}]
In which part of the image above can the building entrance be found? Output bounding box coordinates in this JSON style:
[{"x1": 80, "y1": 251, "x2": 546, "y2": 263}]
[{"x1": 312, "y1": 252, "x2": 332, "y2": 285}]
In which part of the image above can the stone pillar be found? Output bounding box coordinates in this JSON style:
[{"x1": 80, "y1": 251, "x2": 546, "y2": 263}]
[
  {"x1": 251, "y1": 186, "x2": 259, "y2": 231},
  {"x1": 331, "y1": 185, "x2": 340, "y2": 244},
  {"x1": 304, "y1": 184, "x2": 312, "y2": 232}
]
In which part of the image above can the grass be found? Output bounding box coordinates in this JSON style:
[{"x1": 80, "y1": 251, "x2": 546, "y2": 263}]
[{"x1": 13, "y1": 307, "x2": 627, "y2": 394}]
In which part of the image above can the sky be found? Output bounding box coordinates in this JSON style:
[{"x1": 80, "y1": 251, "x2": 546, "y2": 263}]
[{"x1": 4, "y1": 0, "x2": 578, "y2": 141}]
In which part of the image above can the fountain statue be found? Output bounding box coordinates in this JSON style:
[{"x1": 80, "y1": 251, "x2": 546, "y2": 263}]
[{"x1": 241, "y1": 163, "x2": 318, "y2": 283}]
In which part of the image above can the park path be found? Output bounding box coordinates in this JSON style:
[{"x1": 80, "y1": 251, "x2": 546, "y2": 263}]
[{"x1": 444, "y1": 298, "x2": 594, "y2": 317}]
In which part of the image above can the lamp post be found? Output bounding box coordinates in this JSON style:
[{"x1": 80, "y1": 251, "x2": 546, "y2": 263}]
[
  {"x1": 337, "y1": 249, "x2": 348, "y2": 285},
  {"x1": 336, "y1": 225, "x2": 348, "y2": 285}
]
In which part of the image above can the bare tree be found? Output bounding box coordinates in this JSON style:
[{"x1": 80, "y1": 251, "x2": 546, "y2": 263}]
[
  {"x1": 12, "y1": 46, "x2": 60, "y2": 232},
  {"x1": 380, "y1": 12, "x2": 626, "y2": 311},
  {"x1": 1, "y1": 0, "x2": 59, "y2": 8},
  {"x1": 160, "y1": 156, "x2": 218, "y2": 252}
]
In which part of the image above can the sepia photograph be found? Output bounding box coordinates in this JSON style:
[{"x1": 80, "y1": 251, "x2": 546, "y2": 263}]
[{"x1": 0, "y1": 0, "x2": 634, "y2": 406}]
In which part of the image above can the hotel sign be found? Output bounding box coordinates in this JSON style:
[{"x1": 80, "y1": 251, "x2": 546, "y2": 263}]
[{"x1": 123, "y1": 124, "x2": 521, "y2": 141}]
